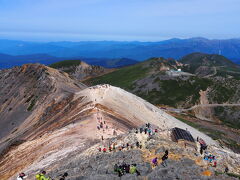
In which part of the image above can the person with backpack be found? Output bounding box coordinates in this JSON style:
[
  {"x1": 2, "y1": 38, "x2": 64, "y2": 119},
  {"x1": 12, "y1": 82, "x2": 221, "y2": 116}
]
[
  {"x1": 36, "y1": 171, "x2": 50, "y2": 180},
  {"x1": 130, "y1": 164, "x2": 140, "y2": 176},
  {"x1": 130, "y1": 164, "x2": 137, "y2": 174},
  {"x1": 17, "y1": 173, "x2": 26, "y2": 180},
  {"x1": 161, "y1": 150, "x2": 169, "y2": 167}
]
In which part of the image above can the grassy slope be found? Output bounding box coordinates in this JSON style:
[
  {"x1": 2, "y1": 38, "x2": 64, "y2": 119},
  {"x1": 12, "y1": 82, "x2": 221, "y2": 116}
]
[
  {"x1": 86, "y1": 62, "x2": 150, "y2": 89},
  {"x1": 49, "y1": 60, "x2": 82, "y2": 69}
]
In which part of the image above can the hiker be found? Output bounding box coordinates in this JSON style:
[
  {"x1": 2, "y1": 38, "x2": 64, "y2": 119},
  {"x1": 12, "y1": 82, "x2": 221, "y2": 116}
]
[
  {"x1": 136, "y1": 141, "x2": 140, "y2": 148},
  {"x1": 144, "y1": 128, "x2": 147, "y2": 134},
  {"x1": 125, "y1": 164, "x2": 130, "y2": 173},
  {"x1": 98, "y1": 147, "x2": 102, "y2": 152},
  {"x1": 101, "y1": 136, "x2": 104, "y2": 141},
  {"x1": 130, "y1": 164, "x2": 140, "y2": 176},
  {"x1": 17, "y1": 173, "x2": 26, "y2": 180},
  {"x1": 36, "y1": 171, "x2": 50, "y2": 180},
  {"x1": 148, "y1": 129, "x2": 151, "y2": 136},
  {"x1": 113, "y1": 143, "x2": 116, "y2": 151},
  {"x1": 130, "y1": 164, "x2": 137, "y2": 174},
  {"x1": 155, "y1": 129, "x2": 158, "y2": 133},
  {"x1": 109, "y1": 146, "x2": 112, "y2": 152},
  {"x1": 139, "y1": 142, "x2": 142, "y2": 149},
  {"x1": 200, "y1": 146, "x2": 203, "y2": 155},
  {"x1": 126, "y1": 143, "x2": 130, "y2": 150},
  {"x1": 161, "y1": 150, "x2": 169, "y2": 167},
  {"x1": 100, "y1": 122, "x2": 103, "y2": 128},
  {"x1": 225, "y1": 166, "x2": 229, "y2": 173},
  {"x1": 59, "y1": 172, "x2": 68, "y2": 180},
  {"x1": 147, "y1": 123, "x2": 151, "y2": 128},
  {"x1": 152, "y1": 157, "x2": 158, "y2": 166},
  {"x1": 114, "y1": 164, "x2": 123, "y2": 177},
  {"x1": 140, "y1": 128, "x2": 143, "y2": 133},
  {"x1": 135, "y1": 128, "x2": 138, "y2": 134},
  {"x1": 213, "y1": 161, "x2": 217, "y2": 167},
  {"x1": 103, "y1": 147, "x2": 107, "y2": 152}
]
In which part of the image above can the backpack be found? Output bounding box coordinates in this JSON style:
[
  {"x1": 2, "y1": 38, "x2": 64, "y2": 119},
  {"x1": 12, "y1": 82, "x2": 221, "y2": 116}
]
[{"x1": 36, "y1": 174, "x2": 43, "y2": 180}]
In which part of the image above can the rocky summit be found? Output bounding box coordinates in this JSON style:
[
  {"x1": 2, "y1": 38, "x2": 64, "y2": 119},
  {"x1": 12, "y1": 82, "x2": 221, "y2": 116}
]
[{"x1": 0, "y1": 64, "x2": 239, "y2": 180}]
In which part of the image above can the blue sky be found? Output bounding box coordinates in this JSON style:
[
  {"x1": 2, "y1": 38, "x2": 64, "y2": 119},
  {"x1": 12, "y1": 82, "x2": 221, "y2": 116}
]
[{"x1": 0, "y1": 0, "x2": 239, "y2": 41}]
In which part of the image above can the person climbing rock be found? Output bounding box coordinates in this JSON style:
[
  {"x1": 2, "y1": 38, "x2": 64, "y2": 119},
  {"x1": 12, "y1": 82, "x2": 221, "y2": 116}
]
[
  {"x1": 36, "y1": 171, "x2": 50, "y2": 180},
  {"x1": 161, "y1": 150, "x2": 169, "y2": 167},
  {"x1": 17, "y1": 173, "x2": 26, "y2": 180},
  {"x1": 152, "y1": 157, "x2": 158, "y2": 166}
]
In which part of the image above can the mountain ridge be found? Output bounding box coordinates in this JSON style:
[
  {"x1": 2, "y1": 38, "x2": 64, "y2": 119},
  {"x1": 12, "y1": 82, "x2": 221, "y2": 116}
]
[{"x1": 0, "y1": 38, "x2": 240, "y2": 64}]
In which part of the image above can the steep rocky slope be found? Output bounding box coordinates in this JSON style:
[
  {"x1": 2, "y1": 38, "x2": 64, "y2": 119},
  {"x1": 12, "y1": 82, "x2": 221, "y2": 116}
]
[
  {"x1": 0, "y1": 64, "x2": 240, "y2": 180},
  {"x1": 0, "y1": 63, "x2": 86, "y2": 161},
  {"x1": 49, "y1": 60, "x2": 114, "y2": 81}
]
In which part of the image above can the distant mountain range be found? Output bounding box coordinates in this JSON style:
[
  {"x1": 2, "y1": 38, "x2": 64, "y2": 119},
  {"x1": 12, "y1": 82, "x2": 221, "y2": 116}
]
[
  {"x1": 0, "y1": 52, "x2": 138, "y2": 69},
  {"x1": 0, "y1": 38, "x2": 240, "y2": 64}
]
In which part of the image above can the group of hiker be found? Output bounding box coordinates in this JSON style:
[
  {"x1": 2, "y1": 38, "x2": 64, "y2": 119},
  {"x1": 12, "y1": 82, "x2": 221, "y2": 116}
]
[
  {"x1": 17, "y1": 171, "x2": 68, "y2": 180},
  {"x1": 114, "y1": 163, "x2": 140, "y2": 177},
  {"x1": 204, "y1": 152, "x2": 217, "y2": 167},
  {"x1": 134, "y1": 123, "x2": 158, "y2": 136},
  {"x1": 152, "y1": 150, "x2": 169, "y2": 167},
  {"x1": 98, "y1": 140, "x2": 143, "y2": 153}
]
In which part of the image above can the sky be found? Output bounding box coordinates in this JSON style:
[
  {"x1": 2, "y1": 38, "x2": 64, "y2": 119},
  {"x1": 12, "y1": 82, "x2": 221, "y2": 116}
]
[{"x1": 0, "y1": 0, "x2": 239, "y2": 42}]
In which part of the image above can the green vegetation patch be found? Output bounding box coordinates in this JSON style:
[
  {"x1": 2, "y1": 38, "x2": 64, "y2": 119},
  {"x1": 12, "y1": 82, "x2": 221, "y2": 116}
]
[
  {"x1": 86, "y1": 63, "x2": 150, "y2": 90},
  {"x1": 139, "y1": 77, "x2": 212, "y2": 107},
  {"x1": 49, "y1": 60, "x2": 82, "y2": 73},
  {"x1": 27, "y1": 98, "x2": 37, "y2": 111}
]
